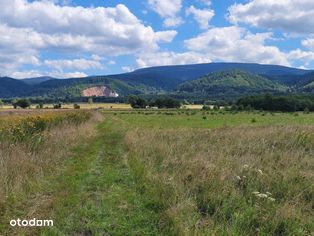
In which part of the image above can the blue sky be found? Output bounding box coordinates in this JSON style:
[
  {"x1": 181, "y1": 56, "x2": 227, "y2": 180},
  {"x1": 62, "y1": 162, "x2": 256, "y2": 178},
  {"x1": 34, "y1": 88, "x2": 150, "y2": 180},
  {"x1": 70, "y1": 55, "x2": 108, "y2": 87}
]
[{"x1": 1, "y1": 0, "x2": 314, "y2": 78}]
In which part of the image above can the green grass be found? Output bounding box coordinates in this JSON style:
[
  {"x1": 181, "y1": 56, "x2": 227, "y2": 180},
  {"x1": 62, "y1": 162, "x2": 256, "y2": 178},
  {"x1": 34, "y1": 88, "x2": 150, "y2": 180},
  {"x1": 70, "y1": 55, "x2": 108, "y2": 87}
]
[
  {"x1": 3, "y1": 110, "x2": 314, "y2": 235},
  {"x1": 106, "y1": 110, "x2": 314, "y2": 129},
  {"x1": 38, "y1": 118, "x2": 160, "y2": 235}
]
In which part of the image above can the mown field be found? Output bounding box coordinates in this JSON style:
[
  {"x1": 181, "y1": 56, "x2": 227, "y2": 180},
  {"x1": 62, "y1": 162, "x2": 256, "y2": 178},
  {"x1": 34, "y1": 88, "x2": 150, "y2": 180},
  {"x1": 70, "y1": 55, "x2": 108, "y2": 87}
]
[{"x1": 0, "y1": 109, "x2": 313, "y2": 235}]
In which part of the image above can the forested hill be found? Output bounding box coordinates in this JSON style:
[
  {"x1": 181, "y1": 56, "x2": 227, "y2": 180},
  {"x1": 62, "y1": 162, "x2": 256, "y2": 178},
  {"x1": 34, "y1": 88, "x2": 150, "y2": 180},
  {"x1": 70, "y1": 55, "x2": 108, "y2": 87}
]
[
  {"x1": 108, "y1": 62, "x2": 309, "y2": 90},
  {"x1": 177, "y1": 70, "x2": 288, "y2": 97},
  {"x1": 0, "y1": 62, "x2": 313, "y2": 99}
]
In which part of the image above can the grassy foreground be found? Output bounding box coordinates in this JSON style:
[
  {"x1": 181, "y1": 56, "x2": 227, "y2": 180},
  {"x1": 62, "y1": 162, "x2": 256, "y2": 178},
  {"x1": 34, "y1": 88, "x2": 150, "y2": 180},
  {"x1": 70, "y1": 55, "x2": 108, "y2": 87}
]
[{"x1": 1, "y1": 110, "x2": 314, "y2": 235}]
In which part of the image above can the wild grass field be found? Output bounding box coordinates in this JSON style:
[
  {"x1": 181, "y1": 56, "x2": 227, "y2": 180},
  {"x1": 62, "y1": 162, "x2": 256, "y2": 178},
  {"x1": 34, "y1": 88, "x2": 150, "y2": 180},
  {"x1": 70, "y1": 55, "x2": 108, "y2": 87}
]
[{"x1": 0, "y1": 109, "x2": 313, "y2": 235}]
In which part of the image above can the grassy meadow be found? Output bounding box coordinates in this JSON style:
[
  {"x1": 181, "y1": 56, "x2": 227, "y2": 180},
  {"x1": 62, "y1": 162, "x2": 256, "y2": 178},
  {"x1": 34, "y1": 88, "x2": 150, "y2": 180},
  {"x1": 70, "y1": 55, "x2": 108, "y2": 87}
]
[{"x1": 0, "y1": 108, "x2": 313, "y2": 235}]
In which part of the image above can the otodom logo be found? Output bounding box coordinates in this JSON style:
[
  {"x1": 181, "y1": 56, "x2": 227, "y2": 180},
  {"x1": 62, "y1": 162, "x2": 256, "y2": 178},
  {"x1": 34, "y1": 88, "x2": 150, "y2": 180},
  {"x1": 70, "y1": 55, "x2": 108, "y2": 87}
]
[{"x1": 10, "y1": 218, "x2": 53, "y2": 227}]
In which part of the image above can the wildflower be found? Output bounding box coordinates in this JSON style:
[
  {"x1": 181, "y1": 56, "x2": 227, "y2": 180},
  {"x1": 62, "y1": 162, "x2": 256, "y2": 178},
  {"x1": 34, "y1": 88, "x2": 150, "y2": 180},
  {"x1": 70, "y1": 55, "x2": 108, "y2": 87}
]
[
  {"x1": 256, "y1": 193, "x2": 268, "y2": 198},
  {"x1": 257, "y1": 169, "x2": 263, "y2": 175},
  {"x1": 243, "y1": 164, "x2": 249, "y2": 169},
  {"x1": 242, "y1": 175, "x2": 247, "y2": 179},
  {"x1": 236, "y1": 176, "x2": 241, "y2": 180},
  {"x1": 268, "y1": 197, "x2": 276, "y2": 202},
  {"x1": 266, "y1": 192, "x2": 272, "y2": 196},
  {"x1": 252, "y1": 191, "x2": 260, "y2": 195}
]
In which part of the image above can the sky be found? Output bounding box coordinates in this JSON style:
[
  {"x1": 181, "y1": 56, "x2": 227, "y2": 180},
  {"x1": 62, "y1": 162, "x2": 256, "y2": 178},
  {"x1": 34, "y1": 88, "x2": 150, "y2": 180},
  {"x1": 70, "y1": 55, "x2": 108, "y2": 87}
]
[{"x1": 1, "y1": 0, "x2": 314, "y2": 79}]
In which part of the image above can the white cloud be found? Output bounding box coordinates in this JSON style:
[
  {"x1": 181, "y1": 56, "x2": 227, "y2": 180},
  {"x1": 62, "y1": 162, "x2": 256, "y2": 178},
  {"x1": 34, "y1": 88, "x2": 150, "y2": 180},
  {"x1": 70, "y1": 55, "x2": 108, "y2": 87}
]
[
  {"x1": 136, "y1": 51, "x2": 211, "y2": 68},
  {"x1": 108, "y1": 60, "x2": 116, "y2": 65},
  {"x1": 228, "y1": 0, "x2": 314, "y2": 34},
  {"x1": 200, "y1": 0, "x2": 212, "y2": 6},
  {"x1": 44, "y1": 58, "x2": 103, "y2": 71},
  {"x1": 147, "y1": 0, "x2": 183, "y2": 27},
  {"x1": 122, "y1": 66, "x2": 133, "y2": 72},
  {"x1": 186, "y1": 6, "x2": 215, "y2": 30},
  {"x1": 163, "y1": 17, "x2": 184, "y2": 28},
  {"x1": 302, "y1": 38, "x2": 314, "y2": 51},
  {"x1": 0, "y1": 0, "x2": 176, "y2": 76},
  {"x1": 288, "y1": 49, "x2": 314, "y2": 66},
  {"x1": 184, "y1": 26, "x2": 289, "y2": 66},
  {"x1": 9, "y1": 70, "x2": 87, "y2": 79}
]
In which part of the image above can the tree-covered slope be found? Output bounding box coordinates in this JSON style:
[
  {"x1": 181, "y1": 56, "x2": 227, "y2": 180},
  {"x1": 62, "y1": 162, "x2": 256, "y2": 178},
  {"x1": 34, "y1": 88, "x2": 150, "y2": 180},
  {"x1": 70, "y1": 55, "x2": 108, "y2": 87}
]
[
  {"x1": 29, "y1": 76, "x2": 161, "y2": 98},
  {"x1": 177, "y1": 70, "x2": 288, "y2": 97},
  {"x1": 0, "y1": 62, "x2": 312, "y2": 99},
  {"x1": 0, "y1": 77, "x2": 30, "y2": 98},
  {"x1": 109, "y1": 62, "x2": 309, "y2": 90}
]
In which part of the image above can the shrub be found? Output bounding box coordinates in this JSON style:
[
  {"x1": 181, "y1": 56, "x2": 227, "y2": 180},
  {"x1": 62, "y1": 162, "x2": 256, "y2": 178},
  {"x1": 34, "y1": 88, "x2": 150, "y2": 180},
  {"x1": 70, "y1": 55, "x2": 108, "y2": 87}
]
[
  {"x1": 202, "y1": 105, "x2": 211, "y2": 111},
  {"x1": 36, "y1": 103, "x2": 44, "y2": 109},
  {"x1": 128, "y1": 95, "x2": 147, "y2": 109},
  {"x1": 304, "y1": 107, "x2": 310, "y2": 114},
  {"x1": 74, "y1": 104, "x2": 81, "y2": 109},
  {"x1": 13, "y1": 99, "x2": 31, "y2": 109},
  {"x1": 53, "y1": 103, "x2": 62, "y2": 109}
]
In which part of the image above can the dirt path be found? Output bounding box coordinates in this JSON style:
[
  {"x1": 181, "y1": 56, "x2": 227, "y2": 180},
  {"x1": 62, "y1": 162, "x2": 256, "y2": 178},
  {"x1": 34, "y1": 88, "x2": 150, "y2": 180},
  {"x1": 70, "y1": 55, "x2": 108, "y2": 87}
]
[{"x1": 7, "y1": 117, "x2": 159, "y2": 235}]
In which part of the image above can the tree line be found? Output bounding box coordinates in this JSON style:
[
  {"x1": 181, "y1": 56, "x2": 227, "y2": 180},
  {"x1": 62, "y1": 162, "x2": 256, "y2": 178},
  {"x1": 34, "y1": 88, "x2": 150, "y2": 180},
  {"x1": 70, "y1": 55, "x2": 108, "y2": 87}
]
[
  {"x1": 128, "y1": 95, "x2": 181, "y2": 109},
  {"x1": 237, "y1": 94, "x2": 314, "y2": 112}
]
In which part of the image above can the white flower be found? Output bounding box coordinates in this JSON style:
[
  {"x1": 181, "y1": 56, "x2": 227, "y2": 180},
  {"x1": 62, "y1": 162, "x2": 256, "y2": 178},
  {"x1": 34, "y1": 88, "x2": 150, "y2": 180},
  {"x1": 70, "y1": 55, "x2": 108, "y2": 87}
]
[
  {"x1": 236, "y1": 176, "x2": 241, "y2": 180},
  {"x1": 252, "y1": 191, "x2": 260, "y2": 195},
  {"x1": 266, "y1": 192, "x2": 272, "y2": 196},
  {"x1": 268, "y1": 197, "x2": 276, "y2": 202},
  {"x1": 257, "y1": 169, "x2": 263, "y2": 175},
  {"x1": 243, "y1": 164, "x2": 249, "y2": 169},
  {"x1": 242, "y1": 175, "x2": 247, "y2": 179},
  {"x1": 256, "y1": 193, "x2": 268, "y2": 198}
]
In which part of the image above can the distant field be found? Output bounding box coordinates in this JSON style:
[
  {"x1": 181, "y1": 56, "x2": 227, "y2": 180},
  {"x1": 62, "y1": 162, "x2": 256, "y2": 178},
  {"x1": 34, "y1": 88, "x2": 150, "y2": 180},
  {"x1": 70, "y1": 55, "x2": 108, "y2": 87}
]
[
  {"x1": 106, "y1": 110, "x2": 314, "y2": 128},
  {"x1": 0, "y1": 103, "x2": 206, "y2": 110},
  {"x1": 0, "y1": 103, "x2": 132, "y2": 110},
  {"x1": 1, "y1": 109, "x2": 313, "y2": 235}
]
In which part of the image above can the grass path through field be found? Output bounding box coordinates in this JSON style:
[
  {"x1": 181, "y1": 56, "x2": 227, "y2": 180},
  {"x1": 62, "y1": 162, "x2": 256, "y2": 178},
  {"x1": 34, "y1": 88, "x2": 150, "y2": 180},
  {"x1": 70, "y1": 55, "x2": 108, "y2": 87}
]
[{"x1": 37, "y1": 117, "x2": 159, "y2": 235}]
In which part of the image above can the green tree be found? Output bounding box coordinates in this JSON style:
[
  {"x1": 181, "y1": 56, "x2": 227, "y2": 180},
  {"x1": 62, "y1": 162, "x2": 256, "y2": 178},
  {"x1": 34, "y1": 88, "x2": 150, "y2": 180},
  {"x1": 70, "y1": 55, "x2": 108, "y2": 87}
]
[
  {"x1": 53, "y1": 103, "x2": 62, "y2": 109},
  {"x1": 36, "y1": 103, "x2": 44, "y2": 109},
  {"x1": 13, "y1": 99, "x2": 31, "y2": 109},
  {"x1": 12, "y1": 99, "x2": 18, "y2": 109},
  {"x1": 128, "y1": 95, "x2": 147, "y2": 109},
  {"x1": 74, "y1": 104, "x2": 80, "y2": 109},
  {"x1": 88, "y1": 98, "x2": 93, "y2": 105}
]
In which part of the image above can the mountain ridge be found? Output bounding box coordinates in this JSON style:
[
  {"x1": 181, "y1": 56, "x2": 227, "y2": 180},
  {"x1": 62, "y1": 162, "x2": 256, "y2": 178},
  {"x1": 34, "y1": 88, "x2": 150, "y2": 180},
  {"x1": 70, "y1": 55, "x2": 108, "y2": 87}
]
[{"x1": 0, "y1": 62, "x2": 313, "y2": 99}]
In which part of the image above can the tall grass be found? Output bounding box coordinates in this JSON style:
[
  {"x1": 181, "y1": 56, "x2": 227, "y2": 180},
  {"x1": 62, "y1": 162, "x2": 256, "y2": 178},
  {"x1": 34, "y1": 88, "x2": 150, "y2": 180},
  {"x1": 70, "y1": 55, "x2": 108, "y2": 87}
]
[
  {"x1": 125, "y1": 126, "x2": 314, "y2": 235},
  {"x1": 0, "y1": 111, "x2": 102, "y2": 229}
]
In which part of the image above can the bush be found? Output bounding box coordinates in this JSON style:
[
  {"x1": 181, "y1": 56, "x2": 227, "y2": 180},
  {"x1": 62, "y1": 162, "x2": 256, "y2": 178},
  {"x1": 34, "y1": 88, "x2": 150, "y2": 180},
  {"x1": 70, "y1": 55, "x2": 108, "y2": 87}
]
[
  {"x1": 128, "y1": 95, "x2": 147, "y2": 109},
  {"x1": 74, "y1": 104, "x2": 80, "y2": 109},
  {"x1": 36, "y1": 103, "x2": 44, "y2": 109},
  {"x1": 153, "y1": 98, "x2": 181, "y2": 109},
  {"x1": 304, "y1": 107, "x2": 310, "y2": 114},
  {"x1": 202, "y1": 105, "x2": 211, "y2": 111},
  {"x1": 12, "y1": 99, "x2": 31, "y2": 109},
  {"x1": 213, "y1": 105, "x2": 220, "y2": 111},
  {"x1": 53, "y1": 103, "x2": 62, "y2": 109}
]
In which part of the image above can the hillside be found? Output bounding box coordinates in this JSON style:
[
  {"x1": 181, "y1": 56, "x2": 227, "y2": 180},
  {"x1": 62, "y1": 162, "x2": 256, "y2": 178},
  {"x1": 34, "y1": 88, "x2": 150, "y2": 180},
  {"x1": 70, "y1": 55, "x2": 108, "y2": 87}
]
[
  {"x1": 109, "y1": 62, "x2": 309, "y2": 90},
  {"x1": 0, "y1": 77, "x2": 30, "y2": 98},
  {"x1": 177, "y1": 70, "x2": 288, "y2": 97},
  {"x1": 0, "y1": 62, "x2": 313, "y2": 99},
  {"x1": 23, "y1": 76, "x2": 56, "y2": 85}
]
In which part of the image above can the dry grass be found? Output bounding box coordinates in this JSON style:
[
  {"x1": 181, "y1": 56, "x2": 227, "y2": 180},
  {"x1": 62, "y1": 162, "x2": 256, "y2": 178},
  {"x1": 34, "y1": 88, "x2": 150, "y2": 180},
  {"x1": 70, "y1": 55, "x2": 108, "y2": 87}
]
[
  {"x1": 124, "y1": 125, "x2": 314, "y2": 235},
  {"x1": 0, "y1": 103, "x2": 132, "y2": 110},
  {"x1": 0, "y1": 111, "x2": 103, "y2": 225}
]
